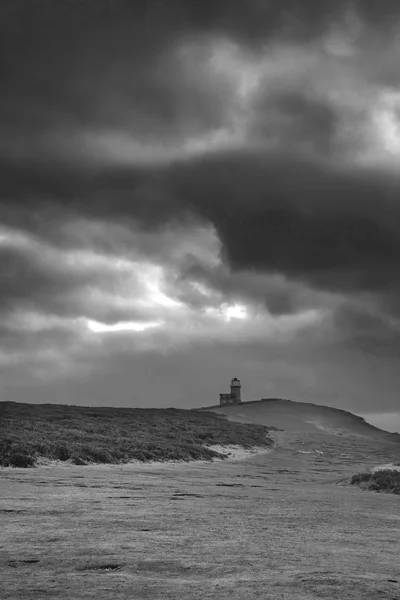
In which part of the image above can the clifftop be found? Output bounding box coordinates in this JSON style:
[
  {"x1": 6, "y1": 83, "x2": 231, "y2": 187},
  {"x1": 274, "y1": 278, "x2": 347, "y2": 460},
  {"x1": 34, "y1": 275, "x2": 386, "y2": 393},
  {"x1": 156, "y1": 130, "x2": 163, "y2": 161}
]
[{"x1": 197, "y1": 398, "x2": 400, "y2": 444}]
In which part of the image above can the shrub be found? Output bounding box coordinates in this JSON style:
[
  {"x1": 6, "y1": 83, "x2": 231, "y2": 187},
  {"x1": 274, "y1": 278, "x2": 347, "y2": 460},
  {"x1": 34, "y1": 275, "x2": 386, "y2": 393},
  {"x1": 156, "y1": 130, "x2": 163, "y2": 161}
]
[
  {"x1": 71, "y1": 456, "x2": 86, "y2": 466},
  {"x1": 85, "y1": 448, "x2": 113, "y2": 463},
  {"x1": 56, "y1": 446, "x2": 71, "y2": 461},
  {"x1": 350, "y1": 470, "x2": 400, "y2": 494},
  {"x1": 350, "y1": 472, "x2": 372, "y2": 485},
  {"x1": 8, "y1": 452, "x2": 35, "y2": 468}
]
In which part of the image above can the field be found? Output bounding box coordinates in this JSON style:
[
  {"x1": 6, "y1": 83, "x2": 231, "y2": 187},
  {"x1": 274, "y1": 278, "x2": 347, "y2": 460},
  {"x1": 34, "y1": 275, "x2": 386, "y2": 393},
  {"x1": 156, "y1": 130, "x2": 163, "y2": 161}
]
[{"x1": 1, "y1": 401, "x2": 400, "y2": 599}]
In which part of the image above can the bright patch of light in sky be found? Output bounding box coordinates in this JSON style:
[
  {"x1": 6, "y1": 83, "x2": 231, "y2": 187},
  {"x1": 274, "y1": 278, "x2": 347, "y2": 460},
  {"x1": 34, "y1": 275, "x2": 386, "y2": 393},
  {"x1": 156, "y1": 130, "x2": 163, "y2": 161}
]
[
  {"x1": 86, "y1": 319, "x2": 163, "y2": 333},
  {"x1": 222, "y1": 303, "x2": 248, "y2": 321},
  {"x1": 204, "y1": 303, "x2": 249, "y2": 323},
  {"x1": 370, "y1": 91, "x2": 400, "y2": 160},
  {"x1": 139, "y1": 265, "x2": 182, "y2": 308},
  {"x1": 378, "y1": 111, "x2": 400, "y2": 155}
]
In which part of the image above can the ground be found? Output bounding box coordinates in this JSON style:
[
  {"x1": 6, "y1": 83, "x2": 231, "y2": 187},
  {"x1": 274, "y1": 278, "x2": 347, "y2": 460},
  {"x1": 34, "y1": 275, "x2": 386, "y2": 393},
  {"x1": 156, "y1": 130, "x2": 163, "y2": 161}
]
[{"x1": 1, "y1": 427, "x2": 399, "y2": 600}]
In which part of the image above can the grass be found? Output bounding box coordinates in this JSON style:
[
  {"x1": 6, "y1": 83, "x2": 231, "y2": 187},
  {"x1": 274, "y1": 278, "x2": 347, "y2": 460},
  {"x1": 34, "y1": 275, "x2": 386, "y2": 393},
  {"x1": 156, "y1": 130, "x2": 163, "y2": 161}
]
[
  {"x1": 2, "y1": 438, "x2": 400, "y2": 600},
  {"x1": 0, "y1": 401, "x2": 275, "y2": 468},
  {"x1": 350, "y1": 470, "x2": 400, "y2": 494}
]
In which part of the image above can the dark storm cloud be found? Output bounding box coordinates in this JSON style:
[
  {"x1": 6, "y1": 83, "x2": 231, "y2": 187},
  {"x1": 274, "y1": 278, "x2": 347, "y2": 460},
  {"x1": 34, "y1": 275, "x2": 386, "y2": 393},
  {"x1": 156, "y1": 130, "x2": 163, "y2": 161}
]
[
  {"x1": 2, "y1": 147, "x2": 400, "y2": 304},
  {"x1": 2, "y1": 1, "x2": 399, "y2": 307},
  {"x1": 165, "y1": 151, "x2": 400, "y2": 298},
  {"x1": 1, "y1": 0, "x2": 399, "y2": 139},
  {"x1": 0, "y1": 0, "x2": 304, "y2": 135},
  {"x1": 0, "y1": 246, "x2": 73, "y2": 313},
  {"x1": 2, "y1": 0, "x2": 400, "y2": 349}
]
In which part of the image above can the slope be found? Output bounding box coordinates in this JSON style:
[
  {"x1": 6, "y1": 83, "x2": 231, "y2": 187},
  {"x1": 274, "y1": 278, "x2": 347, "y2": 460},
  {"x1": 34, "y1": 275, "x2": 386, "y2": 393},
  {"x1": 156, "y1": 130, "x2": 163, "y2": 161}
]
[{"x1": 199, "y1": 398, "x2": 400, "y2": 444}]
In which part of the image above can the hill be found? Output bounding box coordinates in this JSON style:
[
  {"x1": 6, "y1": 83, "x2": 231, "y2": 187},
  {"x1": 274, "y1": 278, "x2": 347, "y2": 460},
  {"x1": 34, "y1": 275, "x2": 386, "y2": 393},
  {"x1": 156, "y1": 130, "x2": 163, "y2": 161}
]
[
  {"x1": 0, "y1": 401, "x2": 274, "y2": 468},
  {"x1": 197, "y1": 398, "x2": 400, "y2": 444}
]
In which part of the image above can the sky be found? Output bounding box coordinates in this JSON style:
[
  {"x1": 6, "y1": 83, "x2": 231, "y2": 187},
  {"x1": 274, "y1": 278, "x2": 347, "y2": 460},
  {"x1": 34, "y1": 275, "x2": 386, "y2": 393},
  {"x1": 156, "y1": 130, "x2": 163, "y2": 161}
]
[{"x1": 1, "y1": 1, "x2": 400, "y2": 431}]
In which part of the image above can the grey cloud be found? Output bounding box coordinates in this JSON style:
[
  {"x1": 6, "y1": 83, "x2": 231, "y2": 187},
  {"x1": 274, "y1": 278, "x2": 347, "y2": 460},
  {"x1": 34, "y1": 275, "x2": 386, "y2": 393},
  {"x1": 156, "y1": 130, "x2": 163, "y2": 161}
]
[
  {"x1": 0, "y1": 230, "x2": 155, "y2": 324},
  {"x1": 249, "y1": 90, "x2": 341, "y2": 156},
  {"x1": 332, "y1": 301, "x2": 400, "y2": 356},
  {"x1": 0, "y1": 323, "x2": 78, "y2": 356},
  {"x1": 166, "y1": 150, "x2": 400, "y2": 298}
]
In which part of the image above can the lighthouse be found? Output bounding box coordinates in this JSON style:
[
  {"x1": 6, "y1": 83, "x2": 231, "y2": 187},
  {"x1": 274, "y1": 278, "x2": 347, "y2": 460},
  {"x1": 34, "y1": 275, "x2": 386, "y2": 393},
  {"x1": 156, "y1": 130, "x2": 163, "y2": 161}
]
[
  {"x1": 230, "y1": 377, "x2": 241, "y2": 402},
  {"x1": 219, "y1": 377, "x2": 242, "y2": 406}
]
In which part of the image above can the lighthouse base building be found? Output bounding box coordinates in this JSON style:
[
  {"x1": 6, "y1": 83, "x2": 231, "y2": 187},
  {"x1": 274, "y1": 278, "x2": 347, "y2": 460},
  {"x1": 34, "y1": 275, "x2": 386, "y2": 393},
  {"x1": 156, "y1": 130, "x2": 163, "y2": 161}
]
[{"x1": 219, "y1": 377, "x2": 242, "y2": 406}]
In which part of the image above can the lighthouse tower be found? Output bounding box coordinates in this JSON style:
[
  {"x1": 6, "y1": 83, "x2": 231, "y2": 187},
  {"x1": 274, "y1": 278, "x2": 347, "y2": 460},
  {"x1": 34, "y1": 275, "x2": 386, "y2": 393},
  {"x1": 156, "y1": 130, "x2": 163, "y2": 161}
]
[
  {"x1": 219, "y1": 377, "x2": 242, "y2": 406},
  {"x1": 230, "y1": 377, "x2": 241, "y2": 402}
]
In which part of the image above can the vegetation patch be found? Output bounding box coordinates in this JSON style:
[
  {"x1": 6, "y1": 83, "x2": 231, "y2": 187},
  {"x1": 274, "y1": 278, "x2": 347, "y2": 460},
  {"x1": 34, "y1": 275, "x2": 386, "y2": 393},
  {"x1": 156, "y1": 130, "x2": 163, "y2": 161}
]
[
  {"x1": 0, "y1": 401, "x2": 274, "y2": 468},
  {"x1": 79, "y1": 564, "x2": 122, "y2": 572},
  {"x1": 350, "y1": 470, "x2": 400, "y2": 494}
]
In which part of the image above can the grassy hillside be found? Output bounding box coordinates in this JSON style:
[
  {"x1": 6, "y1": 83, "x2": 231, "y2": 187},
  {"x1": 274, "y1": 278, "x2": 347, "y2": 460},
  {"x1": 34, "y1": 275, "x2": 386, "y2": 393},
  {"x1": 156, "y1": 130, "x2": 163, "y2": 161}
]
[
  {"x1": 0, "y1": 401, "x2": 275, "y2": 468},
  {"x1": 201, "y1": 398, "x2": 400, "y2": 443}
]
